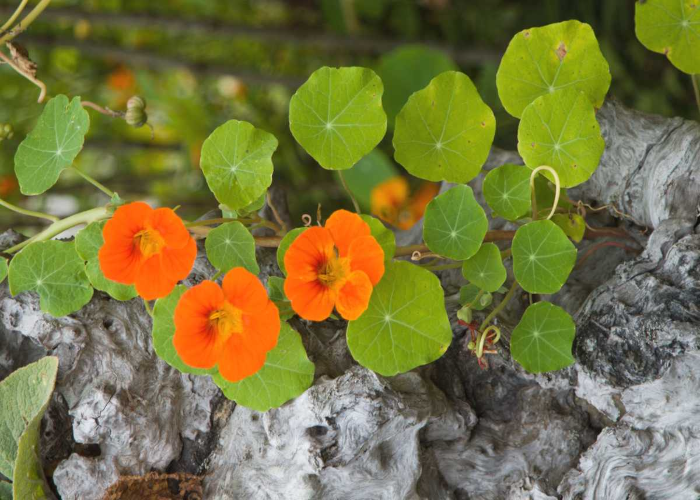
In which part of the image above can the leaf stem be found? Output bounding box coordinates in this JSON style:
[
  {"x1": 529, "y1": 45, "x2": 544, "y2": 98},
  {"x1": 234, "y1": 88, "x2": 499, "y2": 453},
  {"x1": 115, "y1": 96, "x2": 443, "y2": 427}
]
[
  {"x1": 70, "y1": 167, "x2": 115, "y2": 197},
  {"x1": 266, "y1": 191, "x2": 288, "y2": 234},
  {"x1": 479, "y1": 280, "x2": 519, "y2": 332},
  {"x1": 692, "y1": 74, "x2": 700, "y2": 116},
  {"x1": 0, "y1": 0, "x2": 52, "y2": 45},
  {"x1": 0, "y1": 47, "x2": 47, "y2": 102},
  {"x1": 143, "y1": 299, "x2": 153, "y2": 317},
  {"x1": 81, "y1": 100, "x2": 124, "y2": 118},
  {"x1": 529, "y1": 165, "x2": 560, "y2": 221},
  {"x1": 0, "y1": 197, "x2": 58, "y2": 222},
  {"x1": 422, "y1": 262, "x2": 462, "y2": 272},
  {"x1": 0, "y1": 0, "x2": 30, "y2": 33},
  {"x1": 337, "y1": 170, "x2": 361, "y2": 214}
]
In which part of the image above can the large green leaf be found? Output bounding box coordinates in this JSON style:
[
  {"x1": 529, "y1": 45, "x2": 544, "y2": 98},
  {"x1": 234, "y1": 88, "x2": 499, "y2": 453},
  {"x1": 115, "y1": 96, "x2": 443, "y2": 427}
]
[
  {"x1": 0, "y1": 356, "x2": 57, "y2": 492},
  {"x1": 9, "y1": 241, "x2": 93, "y2": 317},
  {"x1": 635, "y1": 0, "x2": 700, "y2": 74},
  {"x1": 205, "y1": 222, "x2": 259, "y2": 275},
  {"x1": 212, "y1": 322, "x2": 315, "y2": 411},
  {"x1": 277, "y1": 227, "x2": 306, "y2": 276},
  {"x1": 511, "y1": 220, "x2": 577, "y2": 294},
  {"x1": 482, "y1": 163, "x2": 532, "y2": 221},
  {"x1": 14, "y1": 95, "x2": 90, "y2": 195},
  {"x1": 393, "y1": 71, "x2": 495, "y2": 183},
  {"x1": 289, "y1": 66, "x2": 387, "y2": 170},
  {"x1": 423, "y1": 185, "x2": 488, "y2": 260},
  {"x1": 200, "y1": 119, "x2": 278, "y2": 210},
  {"x1": 518, "y1": 88, "x2": 605, "y2": 188},
  {"x1": 461, "y1": 243, "x2": 507, "y2": 293},
  {"x1": 377, "y1": 45, "x2": 458, "y2": 126},
  {"x1": 346, "y1": 261, "x2": 452, "y2": 376},
  {"x1": 510, "y1": 301, "x2": 575, "y2": 373},
  {"x1": 341, "y1": 149, "x2": 398, "y2": 211},
  {"x1": 360, "y1": 214, "x2": 396, "y2": 261},
  {"x1": 75, "y1": 221, "x2": 137, "y2": 301},
  {"x1": 496, "y1": 20, "x2": 611, "y2": 118}
]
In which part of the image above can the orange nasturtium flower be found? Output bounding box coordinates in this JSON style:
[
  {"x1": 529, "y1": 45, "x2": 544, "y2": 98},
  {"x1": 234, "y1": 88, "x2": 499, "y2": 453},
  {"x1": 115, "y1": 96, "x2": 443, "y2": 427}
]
[
  {"x1": 370, "y1": 176, "x2": 439, "y2": 230},
  {"x1": 173, "y1": 268, "x2": 280, "y2": 382},
  {"x1": 284, "y1": 210, "x2": 385, "y2": 322},
  {"x1": 98, "y1": 202, "x2": 197, "y2": 301}
]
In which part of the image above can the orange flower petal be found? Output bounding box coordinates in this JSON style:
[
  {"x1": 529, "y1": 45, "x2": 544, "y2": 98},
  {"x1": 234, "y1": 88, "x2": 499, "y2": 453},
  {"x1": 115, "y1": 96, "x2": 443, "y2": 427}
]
[
  {"x1": 221, "y1": 267, "x2": 268, "y2": 314},
  {"x1": 347, "y1": 235, "x2": 385, "y2": 286},
  {"x1": 325, "y1": 209, "x2": 370, "y2": 257},
  {"x1": 161, "y1": 237, "x2": 197, "y2": 282},
  {"x1": 370, "y1": 176, "x2": 409, "y2": 221},
  {"x1": 217, "y1": 334, "x2": 267, "y2": 382},
  {"x1": 173, "y1": 281, "x2": 224, "y2": 369},
  {"x1": 284, "y1": 226, "x2": 334, "y2": 281},
  {"x1": 102, "y1": 201, "x2": 152, "y2": 245},
  {"x1": 336, "y1": 271, "x2": 373, "y2": 320},
  {"x1": 410, "y1": 182, "x2": 440, "y2": 220},
  {"x1": 148, "y1": 207, "x2": 192, "y2": 249},
  {"x1": 284, "y1": 277, "x2": 336, "y2": 321},
  {"x1": 244, "y1": 300, "x2": 281, "y2": 352},
  {"x1": 134, "y1": 255, "x2": 178, "y2": 300},
  {"x1": 98, "y1": 238, "x2": 142, "y2": 284}
]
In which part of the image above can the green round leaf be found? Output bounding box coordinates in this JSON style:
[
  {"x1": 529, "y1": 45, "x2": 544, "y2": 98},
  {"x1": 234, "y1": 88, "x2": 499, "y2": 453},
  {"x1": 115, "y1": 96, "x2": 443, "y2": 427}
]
[
  {"x1": 342, "y1": 149, "x2": 398, "y2": 211},
  {"x1": 289, "y1": 66, "x2": 387, "y2": 170},
  {"x1": 551, "y1": 213, "x2": 586, "y2": 243},
  {"x1": 267, "y1": 276, "x2": 294, "y2": 321},
  {"x1": 360, "y1": 214, "x2": 396, "y2": 261},
  {"x1": 212, "y1": 322, "x2": 315, "y2": 412},
  {"x1": 346, "y1": 261, "x2": 452, "y2": 376},
  {"x1": 14, "y1": 95, "x2": 90, "y2": 195},
  {"x1": 462, "y1": 243, "x2": 507, "y2": 292},
  {"x1": 277, "y1": 227, "x2": 306, "y2": 275},
  {"x1": 496, "y1": 20, "x2": 611, "y2": 118},
  {"x1": 393, "y1": 71, "x2": 496, "y2": 183},
  {"x1": 511, "y1": 301, "x2": 575, "y2": 373},
  {"x1": 482, "y1": 163, "x2": 532, "y2": 221},
  {"x1": 459, "y1": 284, "x2": 492, "y2": 311},
  {"x1": 518, "y1": 88, "x2": 605, "y2": 188},
  {"x1": 200, "y1": 119, "x2": 278, "y2": 210},
  {"x1": 0, "y1": 258, "x2": 7, "y2": 284},
  {"x1": 377, "y1": 45, "x2": 458, "y2": 126},
  {"x1": 205, "y1": 222, "x2": 259, "y2": 274},
  {"x1": 9, "y1": 241, "x2": 93, "y2": 317},
  {"x1": 512, "y1": 220, "x2": 577, "y2": 294},
  {"x1": 75, "y1": 221, "x2": 137, "y2": 301},
  {"x1": 423, "y1": 185, "x2": 488, "y2": 260},
  {"x1": 635, "y1": 0, "x2": 700, "y2": 75}
]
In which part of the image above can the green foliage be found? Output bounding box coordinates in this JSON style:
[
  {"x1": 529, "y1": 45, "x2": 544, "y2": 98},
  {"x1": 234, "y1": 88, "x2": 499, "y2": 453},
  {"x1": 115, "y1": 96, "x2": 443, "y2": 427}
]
[
  {"x1": 635, "y1": 0, "x2": 700, "y2": 74},
  {"x1": 277, "y1": 227, "x2": 307, "y2": 276},
  {"x1": 200, "y1": 119, "x2": 278, "y2": 210},
  {"x1": 360, "y1": 214, "x2": 396, "y2": 261},
  {"x1": 267, "y1": 276, "x2": 294, "y2": 321},
  {"x1": 510, "y1": 301, "x2": 576, "y2": 373},
  {"x1": 342, "y1": 149, "x2": 398, "y2": 211},
  {"x1": 9, "y1": 241, "x2": 93, "y2": 317},
  {"x1": 518, "y1": 88, "x2": 605, "y2": 188},
  {"x1": 0, "y1": 481, "x2": 10, "y2": 500},
  {"x1": 459, "y1": 284, "x2": 492, "y2": 310},
  {"x1": 393, "y1": 71, "x2": 496, "y2": 183},
  {"x1": 205, "y1": 222, "x2": 260, "y2": 274},
  {"x1": 496, "y1": 20, "x2": 611, "y2": 118},
  {"x1": 482, "y1": 163, "x2": 532, "y2": 220},
  {"x1": 14, "y1": 95, "x2": 90, "y2": 196},
  {"x1": 512, "y1": 220, "x2": 577, "y2": 294},
  {"x1": 551, "y1": 213, "x2": 586, "y2": 243},
  {"x1": 289, "y1": 66, "x2": 387, "y2": 170},
  {"x1": 423, "y1": 185, "x2": 488, "y2": 260},
  {"x1": 346, "y1": 261, "x2": 452, "y2": 376},
  {"x1": 0, "y1": 258, "x2": 7, "y2": 284},
  {"x1": 212, "y1": 322, "x2": 315, "y2": 411},
  {"x1": 462, "y1": 243, "x2": 507, "y2": 292},
  {"x1": 75, "y1": 221, "x2": 138, "y2": 301}
]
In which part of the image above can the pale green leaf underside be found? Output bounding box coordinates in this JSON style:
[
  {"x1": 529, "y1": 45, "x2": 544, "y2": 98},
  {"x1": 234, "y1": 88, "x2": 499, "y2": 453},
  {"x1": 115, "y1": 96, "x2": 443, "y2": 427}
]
[
  {"x1": 200, "y1": 119, "x2": 278, "y2": 210},
  {"x1": 511, "y1": 301, "x2": 575, "y2": 373},
  {"x1": 635, "y1": 0, "x2": 700, "y2": 74},
  {"x1": 423, "y1": 185, "x2": 488, "y2": 260},
  {"x1": 205, "y1": 222, "x2": 260, "y2": 274},
  {"x1": 459, "y1": 284, "x2": 492, "y2": 311},
  {"x1": 0, "y1": 481, "x2": 10, "y2": 500},
  {"x1": 462, "y1": 243, "x2": 507, "y2": 292},
  {"x1": 482, "y1": 163, "x2": 532, "y2": 221},
  {"x1": 267, "y1": 276, "x2": 294, "y2": 321},
  {"x1": 360, "y1": 214, "x2": 396, "y2": 261},
  {"x1": 9, "y1": 241, "x2": 93, "y2": 317},
  {"x1": 512, "y1": 220, "x2": 577, "y2": 294},
  {"x1": 518, "y1": 88, "x2": 605, "y2": 188},
  {"x1": 346, "y1": 261, "x2": 452, "y2": 376},
  {"x1": 277, "y1": 227, "x2": 306, "y2": 276},
  {"x1": 393, "y1": 71, "x2": 496, "y2": 183},
  {"x1": 496, "y1": 20, "x2": 611, "y2": 118},
  {"x1": 289, "y1": 66, "x2": 387, "y2": 170},
  {"x1": 213, "y1": 322, "x2": 315, "y2": 412},
  {"x1": 551, "y1": 213, "x2": 586, "y2": 243},
  {"x1": 14, "y1": 95, "x2": 90, "y2": 195},
  {"x1": 0, "y1": 258, "x2": 7, "y2": 284}
]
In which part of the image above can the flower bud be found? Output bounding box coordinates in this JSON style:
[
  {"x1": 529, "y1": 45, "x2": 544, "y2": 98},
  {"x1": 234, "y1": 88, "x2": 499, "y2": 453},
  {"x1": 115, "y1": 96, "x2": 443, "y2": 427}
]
[
  {"x1": 125, "y1": 96, "x2": 148, "y2": 128},
  {"x1": 0, "y1": 124, "x2": 13, "y2": 141}
]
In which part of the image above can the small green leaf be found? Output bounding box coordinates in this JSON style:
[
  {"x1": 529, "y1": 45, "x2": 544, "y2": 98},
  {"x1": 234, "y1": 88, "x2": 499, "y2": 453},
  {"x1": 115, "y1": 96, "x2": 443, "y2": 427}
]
[
  {"x1": 342, "y1": 149, "x2": 398, "y2": 211},
  {"x1": 511, "y1": 301, "x2": 575, "y2": 373},
  {"x1": 200, "y1": 119, "x2": 278, "y2": 210},
  {"x1": 482, "y1": 163, "x2": 532, "y2": 221},
  {"x1": 205, "y1": 222, "x2": 259, "y2": 275},
  {"x1": 346, "y1": 261, "x2": 452, "y2": 376},
  {"x1": 0, "y1": 258, "x2": 7, "y2": 284},
  {"x1": 496, "y1": 20, "x2": 611, "y2": 118},
  {"x1": 9, "y1": 241, "x2": 93, "y2": 317},
  {"x1": 512, "y1": 220, "x2": 577, "y2": 294},
  {"x1": 277, "y1": 228, "x2": 306, "y2": 275},
  {"x1": 75, "y1": 221, "x2": 137, "y2": 301},
  {"x1": 289, "y1": 66, "x2": 387, "y2": 170},
  {"x1": 635, "y1": 0, "x2": 700, "y2": 75},
  {"x1": 459, "y1": 284, "x2": 492, "y2": 310},
  {"x1": 0, "y1": 481, "x2": 11, "y2": 500},
  {"x1": 518, "y1": 88, "x2": 605, "y2": 188},
  {"x1": 551, "y1": 213, "x2": 586, "y2": 243},
  {"x1": 14, "y1": 95, "x2": 90, "y2": 195},
  {"x1": 212, "y1": 322, "x2": 315, "y2": 412},
  {"x1": 462, "y1": 243, "x2": 507, "y2": 292},
  {"x1": 423, "y1": 185, "x2": 488, "y2": 260},
  {"x1": 393, "y1": 71, "x2": 496, "y2": 183},
  {"x1": 267, "y1": 276, "x2": 294, "y2": 321},
  {"x1": 360, "y1": 214, "x2": 396, "y2": 261},
  {"x1": 237, "y1": 191, "x2": 267, "y2": 216}
]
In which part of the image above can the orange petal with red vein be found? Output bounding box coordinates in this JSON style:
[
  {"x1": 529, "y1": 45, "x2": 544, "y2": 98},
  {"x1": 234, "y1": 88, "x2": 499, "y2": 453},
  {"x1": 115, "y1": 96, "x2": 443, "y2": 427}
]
[
  {"x1": 148, "y1": 207, "x2": 193, "y2": 249},
  {"x1": 325, "y1": 209, "x2": 370, "y2": 257},
  {"x1": 244, "y1": 300, "x2": 281, "y2": 352},
  {"x1": 135, "y1": 255, "x2": 178, "y2": 300},
  {"x1": 347, "y1": 235, "x2": 385, "y2": 285},
  {"x1": 284, "y1": 226, "x2": 334, "y2": 281},
  {"x1": 284, "y1": 277, "x2": 336, "y2": 321},
  {"x1": 102, "y1": 201, "x2": 152, "y2": 244},
  {"x1": 160, "y1": 238, "x2": 197, "y2": 281},
  {"x1": 218, "y1": 334, "x2": 268, "y2": 382},
  {"x1": 222, "y1": 267, "x2": 269, "y2": 314},
  {"x1": 336, "y1": 270, "x2": 373, "y2": 320},
  {"x1": 98, "y1": 238, "x2": 143, "y2": 284}
]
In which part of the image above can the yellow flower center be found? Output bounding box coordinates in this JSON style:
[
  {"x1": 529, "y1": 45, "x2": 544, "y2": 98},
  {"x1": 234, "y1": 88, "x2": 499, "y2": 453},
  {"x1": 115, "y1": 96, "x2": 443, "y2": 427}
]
[
  {"x1": 209, "y1": 302, "x2": 244, "y2": 343},
  {"x1": 134, "y1": 227, "x2": 166, "y2": 259},
  {"x1": 317, "y1": 255, "x2": 350, "y2": 290}
]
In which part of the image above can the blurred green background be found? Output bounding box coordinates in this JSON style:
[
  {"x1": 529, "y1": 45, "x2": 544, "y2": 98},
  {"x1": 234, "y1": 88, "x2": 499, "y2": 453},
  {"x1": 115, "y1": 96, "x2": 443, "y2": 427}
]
[{"x1": 0, "y1": 0, "x2": 696, "y2": 234}]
